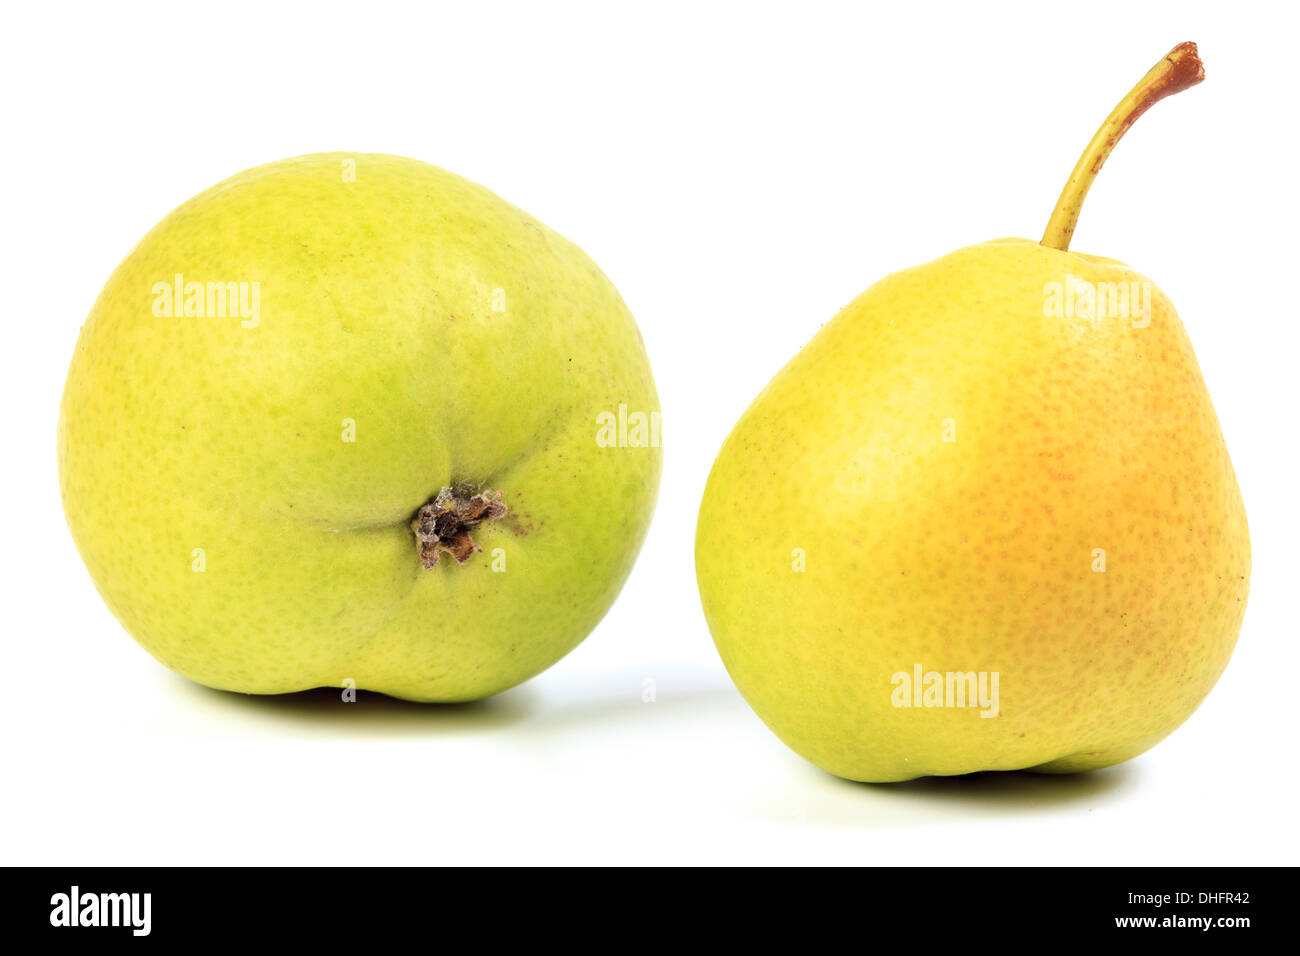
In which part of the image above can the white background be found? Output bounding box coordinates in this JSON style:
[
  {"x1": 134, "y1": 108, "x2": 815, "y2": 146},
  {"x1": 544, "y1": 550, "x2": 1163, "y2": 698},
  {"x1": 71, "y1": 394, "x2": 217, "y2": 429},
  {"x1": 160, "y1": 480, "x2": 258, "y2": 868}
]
[{"x1": 2, "y1": 1, "x2": 1297, "y2": 865}]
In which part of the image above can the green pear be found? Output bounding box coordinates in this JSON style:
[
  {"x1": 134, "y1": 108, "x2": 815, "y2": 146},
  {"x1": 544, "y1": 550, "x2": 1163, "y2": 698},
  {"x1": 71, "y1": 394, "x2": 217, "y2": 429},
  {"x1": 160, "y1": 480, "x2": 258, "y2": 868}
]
[
  {"x1": 59, "y1": 153, "x2": 662, "y2": 702},
  {"x1": 695, "y1": 43, "x2": 1249, "y2": 782}
]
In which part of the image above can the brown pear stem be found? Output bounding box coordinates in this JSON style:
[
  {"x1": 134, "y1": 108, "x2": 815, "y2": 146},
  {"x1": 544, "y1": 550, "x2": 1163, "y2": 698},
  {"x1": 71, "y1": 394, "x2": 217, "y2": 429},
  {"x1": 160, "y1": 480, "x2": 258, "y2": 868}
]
[{"x1": 1041, "y1": 42, "x2": 1204, "y2": 251}]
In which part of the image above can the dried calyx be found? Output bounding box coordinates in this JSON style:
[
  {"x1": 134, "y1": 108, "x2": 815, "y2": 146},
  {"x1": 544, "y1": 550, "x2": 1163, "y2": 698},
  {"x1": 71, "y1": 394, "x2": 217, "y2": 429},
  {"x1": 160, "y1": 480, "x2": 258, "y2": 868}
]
[{"x1": 410, "y1": 485, "x2": 507, "y2": 568}]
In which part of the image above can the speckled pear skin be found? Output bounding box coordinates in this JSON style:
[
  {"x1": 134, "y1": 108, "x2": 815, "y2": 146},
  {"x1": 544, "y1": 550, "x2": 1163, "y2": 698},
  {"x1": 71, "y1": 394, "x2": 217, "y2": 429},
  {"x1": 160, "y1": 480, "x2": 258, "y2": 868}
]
[
  {"x1": 695, "y1": 238, "x2": 1249, "y2": 782},
  {"x1": 59, "y1": 153, "x2": 661, "y2": 701}
]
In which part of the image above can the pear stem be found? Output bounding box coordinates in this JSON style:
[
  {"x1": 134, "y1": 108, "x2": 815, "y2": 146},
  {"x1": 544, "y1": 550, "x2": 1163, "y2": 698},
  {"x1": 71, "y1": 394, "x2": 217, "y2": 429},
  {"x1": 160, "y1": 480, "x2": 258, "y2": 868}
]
[{"x1": 1041, "y1": 42, "x2": 1204, "y2": 252}]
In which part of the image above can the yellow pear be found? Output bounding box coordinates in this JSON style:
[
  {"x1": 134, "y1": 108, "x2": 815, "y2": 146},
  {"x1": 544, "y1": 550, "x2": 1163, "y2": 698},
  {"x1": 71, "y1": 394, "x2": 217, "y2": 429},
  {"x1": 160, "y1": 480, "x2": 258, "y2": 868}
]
[
  {"x1": 59, "y1": 154, "x2": 662, "y2": 702},
  {"x1": 695, "y1": 43, "x2": 1249, "y2": 782}
]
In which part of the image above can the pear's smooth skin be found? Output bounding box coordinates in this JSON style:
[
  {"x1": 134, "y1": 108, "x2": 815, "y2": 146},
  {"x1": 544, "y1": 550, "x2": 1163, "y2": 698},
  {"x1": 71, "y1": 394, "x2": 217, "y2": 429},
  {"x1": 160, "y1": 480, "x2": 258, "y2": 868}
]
[
  {"x1": 60, "y1": 153, "x2": 661, "y2": 702},
  {"x1": 695, "y1": 238, "x2": 1249, "y2": 782}
]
